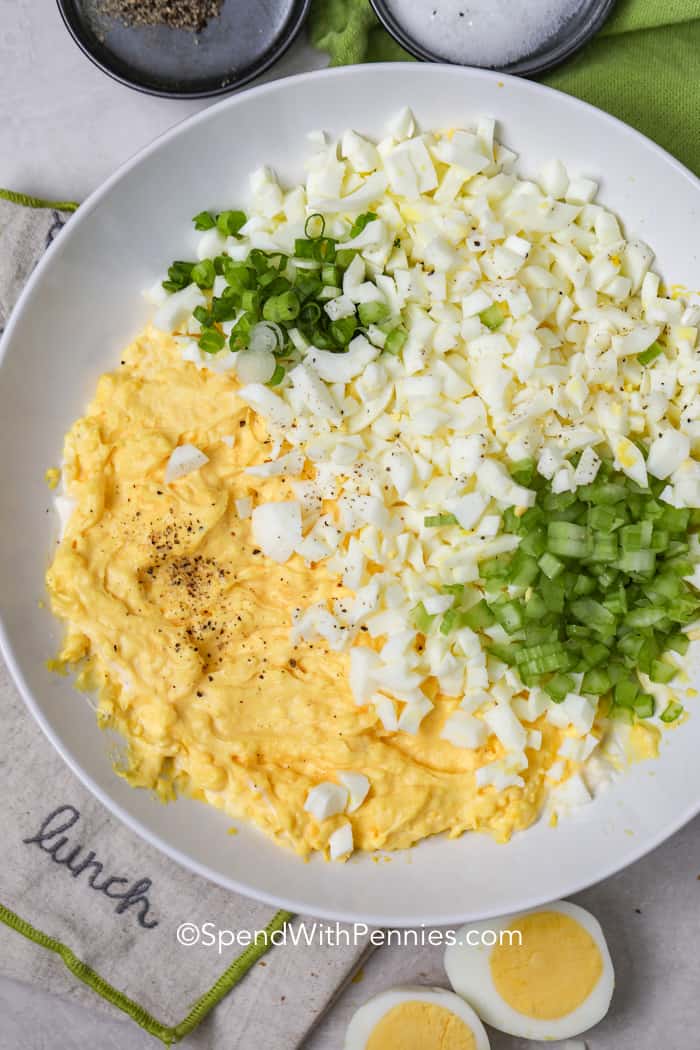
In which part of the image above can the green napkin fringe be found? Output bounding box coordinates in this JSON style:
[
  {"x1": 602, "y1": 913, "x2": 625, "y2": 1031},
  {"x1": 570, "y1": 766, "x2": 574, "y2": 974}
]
[
  {"x1": 0, "y1": 188, "x2": 79, "y2": 212},
  {"x1": 0, "y1": 902, "x2": 293, "y2": 1045}
]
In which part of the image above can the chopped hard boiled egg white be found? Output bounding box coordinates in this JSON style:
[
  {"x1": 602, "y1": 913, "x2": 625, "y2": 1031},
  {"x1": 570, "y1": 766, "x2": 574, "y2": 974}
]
[
  {"x1": 148, "y1": 108, "x2": 700, "y2": 860},
  {"x1": 445, "y1": 901, "x2": 614, "y2": 1040},
  {"x1": 164, "y1": 444, "x2": 209, "y2": 484}
]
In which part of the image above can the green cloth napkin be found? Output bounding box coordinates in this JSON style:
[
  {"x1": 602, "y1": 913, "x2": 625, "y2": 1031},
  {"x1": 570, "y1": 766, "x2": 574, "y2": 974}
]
[{"x1": 308, "y1": 0, "x2": 700, "y2": 176}]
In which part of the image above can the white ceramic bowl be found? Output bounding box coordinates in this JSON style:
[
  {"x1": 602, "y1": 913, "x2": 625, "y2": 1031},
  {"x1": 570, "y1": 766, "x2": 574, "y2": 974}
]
[{"x1": 1, "y1": 65, "x2": 699, "y2": 927}]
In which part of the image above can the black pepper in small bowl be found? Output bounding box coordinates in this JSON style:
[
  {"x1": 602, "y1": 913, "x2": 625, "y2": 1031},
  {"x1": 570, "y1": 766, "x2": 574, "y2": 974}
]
[
  {"x1": 57, "y1": 0, "x2": 311, "y2": 98},
  {"x1": 98, "y1": 0, "x2": 223, "y2": 31}
]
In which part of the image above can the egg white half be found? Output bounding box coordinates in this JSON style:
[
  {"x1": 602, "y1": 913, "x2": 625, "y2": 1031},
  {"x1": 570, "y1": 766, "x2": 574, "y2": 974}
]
[
  {"x1": 344, "y1": 985, "x2": 491, "y2": 1050},
  {"x1": 444, "y1": 900, "x2": 614, "y2": 1040}
]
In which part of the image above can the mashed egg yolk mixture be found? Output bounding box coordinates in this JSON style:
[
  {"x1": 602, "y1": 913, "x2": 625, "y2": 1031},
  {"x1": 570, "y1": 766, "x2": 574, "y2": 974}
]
[{"x1": 47, "y1": 329, "x2": 564, "y2": 857}]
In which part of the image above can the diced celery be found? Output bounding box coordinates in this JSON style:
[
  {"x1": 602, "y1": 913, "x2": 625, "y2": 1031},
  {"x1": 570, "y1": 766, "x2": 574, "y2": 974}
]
[
  {"x1": 649, "y1": 659, "x2": 677, "y2": 684},
  {"x1": 660, "y1": 700, "x2": 684, "y2": 723},
  {"x1": 412, "y1": 602, "x2": 435, "y2": 634},
  {"x1": 461, "y1": 600, "x2": 496, "y2": 630},
  {"x1": 634, "y1": 693, "x2": 655, "y2": 719},
  {"x1": 581, "y1": 667, "x2": 612, "y2": 694},
  {"x1": 544, "y1": 672, "x2": 574, "y2": 701},
  {"x1": 538, "y1": 552, "x2": 565, "y2": 579}
]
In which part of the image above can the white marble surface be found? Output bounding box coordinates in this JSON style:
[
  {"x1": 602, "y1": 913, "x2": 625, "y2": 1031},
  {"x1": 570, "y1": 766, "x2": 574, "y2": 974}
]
[{"x1": 2, "y1": 3, "x2": 700, "y2": 1047}]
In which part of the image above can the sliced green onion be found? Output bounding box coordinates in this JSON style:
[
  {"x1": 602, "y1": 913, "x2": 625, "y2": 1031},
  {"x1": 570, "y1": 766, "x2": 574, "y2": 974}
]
[
  {"x1": 267, "y1": 363, "x2": 286, "y2": 386},
  {"x1": 216, "y1": 210, "x2": 247, "y2": 237},
  {"x1": 193, "y1": 210, "x2": 216, "y2": 230},
  {"x1": 313, "y1": 237, "x2": 336, "y2": 262},
  {"x1": 330, "y1": 316, "x2": 358, "y2": 346},
  {"x1": 209, "y1": 297, "x2": 238, "y2": 323},
  {"x1": 228, "y1": 313, "x2": 252, "y2": 351},
  {"x1": 294, "y1": 238, "x2": 317, "y2": 260},
  {"x1": 321, "y1": 263, "x2": 340, "y2": 286},
  {"x1": 198, "y1": 327, "x2": 226, "y2": 354},
  {"x1": 299, "y1": 301, "x2": 322, "y2": 326},
  {"x1": 163, "y1": 260, "x2": 196, "y2": 293},
  {"x1": 304, "y1": 213, "x2": 326, "y2": 239},
  {"x1": 191, "y1": 259, "x2": 216, "y2": 289},
  {"x1": 349, "y1": 212, "x2": 377, "y2": 238},
  {"x1": 335, "y1": 248, "x2": 357, "y2": 269},
  {"x1": 637, "y1": 340, "x2": 665, "y2": 366},
  {"x1": 318, "y1": 285, "x2": 342, "y2": 301},
  {"x1": 262, "y1": 291, "x2": 301, "y2": 323}
]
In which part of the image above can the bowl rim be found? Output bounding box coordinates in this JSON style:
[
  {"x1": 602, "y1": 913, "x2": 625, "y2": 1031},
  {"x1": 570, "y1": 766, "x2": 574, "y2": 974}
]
[
  {"x1": 368, "y1": 0, "x2": 617, "y2": 77},
  {"x1": 2, "y1": 62, "x2": 699, "y2": 925},
  {"x1": 55, "y1": 0, "x2": 311, "y2": 99}
]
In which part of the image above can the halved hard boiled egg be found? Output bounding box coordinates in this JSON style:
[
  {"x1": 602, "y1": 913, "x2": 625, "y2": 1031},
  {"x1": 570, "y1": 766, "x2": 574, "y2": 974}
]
[
  {"x1": 344, "y1": 985, "x2": 490, "y2": 1050},
  {"x1": 444, "y1": 901, "x2": 614, "y2": 1041}
]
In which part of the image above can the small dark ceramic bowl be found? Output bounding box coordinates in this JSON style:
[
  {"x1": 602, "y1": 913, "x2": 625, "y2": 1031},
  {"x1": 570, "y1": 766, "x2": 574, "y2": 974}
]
[
  {"x1": 56, "y1": 0, "x2": 311, "y2": 99},
  {"x1": 369, "y1": 0, "x2": 615, "y2": 77}
]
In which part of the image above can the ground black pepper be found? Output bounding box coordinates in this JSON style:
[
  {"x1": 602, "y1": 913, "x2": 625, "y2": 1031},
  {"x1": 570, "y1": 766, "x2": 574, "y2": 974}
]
[{"x1": 99, "y1": 0, "x2": 223, "y2": 31}]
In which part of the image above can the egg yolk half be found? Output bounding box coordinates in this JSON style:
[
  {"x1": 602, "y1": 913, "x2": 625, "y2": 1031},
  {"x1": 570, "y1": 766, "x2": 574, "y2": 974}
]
[
  {"x1": 366, "y1": 1002, "x2": 477, "y2": 1050},
  {"x1": 489, "y1": 911, "x2": 603, "y2": 1019}
]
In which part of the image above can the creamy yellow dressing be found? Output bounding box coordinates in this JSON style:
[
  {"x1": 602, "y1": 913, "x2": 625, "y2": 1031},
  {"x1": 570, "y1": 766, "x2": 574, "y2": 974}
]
[{"x1": 47, "y1": 328, "x2": 563, "y2": 857}]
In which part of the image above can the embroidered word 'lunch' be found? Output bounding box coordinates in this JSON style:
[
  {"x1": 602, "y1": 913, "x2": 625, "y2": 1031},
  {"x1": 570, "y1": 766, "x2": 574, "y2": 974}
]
[{"x1": 23, "y1": 805, "x2": 159, "y2": 929}]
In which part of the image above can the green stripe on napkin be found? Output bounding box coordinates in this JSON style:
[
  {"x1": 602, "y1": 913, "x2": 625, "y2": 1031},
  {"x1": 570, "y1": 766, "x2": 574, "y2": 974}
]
[
  {"x1": 0, "y1": 188, "x2": 79, "y2": 212},
  {"x1": 0, "y1": 902, "x2": 293, "y2": 1046},
  {"x1": 308, "y1": 0, "x2": 700, "y2": 176}
]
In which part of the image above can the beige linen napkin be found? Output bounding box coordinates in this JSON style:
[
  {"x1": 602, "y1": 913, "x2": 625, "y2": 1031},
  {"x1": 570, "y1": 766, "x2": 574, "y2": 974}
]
[{"x1": 0, "y1": 198, "x2": 372, "y2": 1046}]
